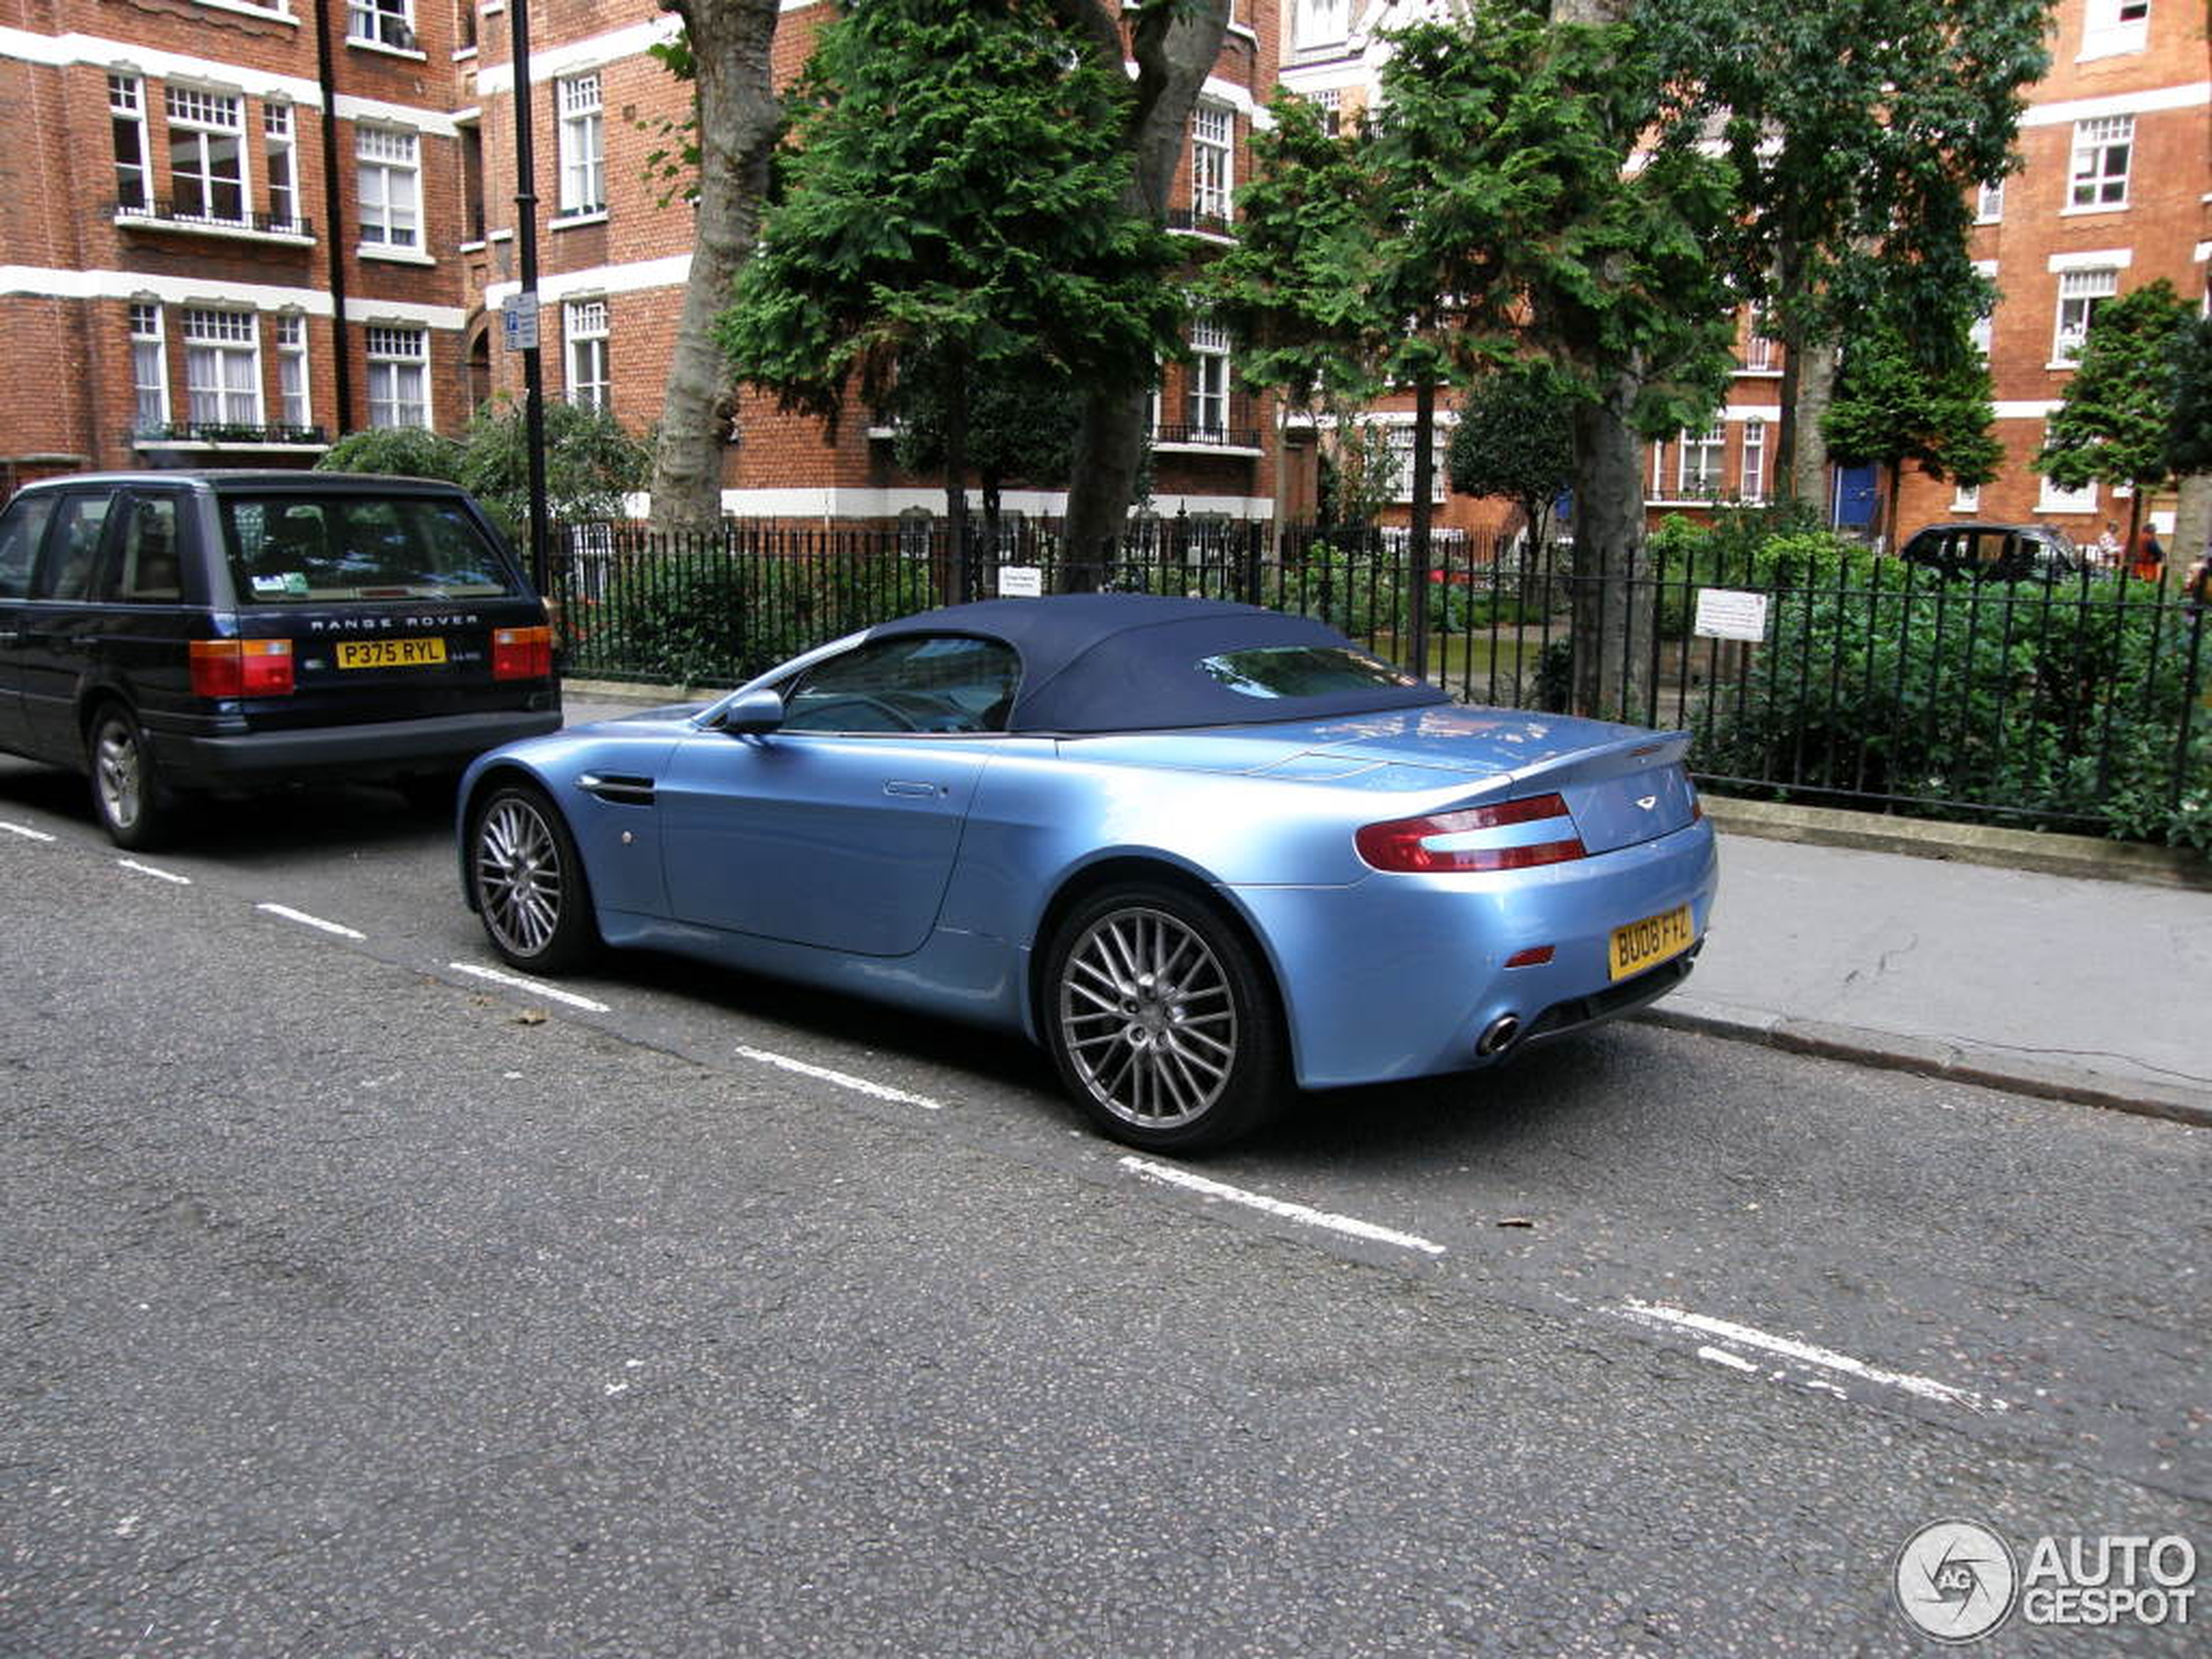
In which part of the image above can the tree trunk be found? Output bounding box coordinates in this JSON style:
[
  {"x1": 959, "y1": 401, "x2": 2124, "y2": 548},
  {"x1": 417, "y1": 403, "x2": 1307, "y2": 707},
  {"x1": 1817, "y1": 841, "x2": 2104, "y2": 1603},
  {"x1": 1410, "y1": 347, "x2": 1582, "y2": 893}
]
[
  {"x1": 942, "y1": 351, "x2": 970, "y2": 607},
  {"x1": 1568, "y1": 372, "x2": 1651, "y2": 721},
  {"x1": 1055, "y1": 0, "x2": 1232, "y2": 590},
  {"x1": 2173, "y1": 474, "x2": 2212, "y2": 588},
  {"x1": 1408, "y1": 375, "x2": 1436, "y2": 680},
  {"x1": 647, "y1": 0, "x2": 782, "y2": 538},
  {"x1": 1787, "y1": 336, "x2": 1839, "y2": 513}
]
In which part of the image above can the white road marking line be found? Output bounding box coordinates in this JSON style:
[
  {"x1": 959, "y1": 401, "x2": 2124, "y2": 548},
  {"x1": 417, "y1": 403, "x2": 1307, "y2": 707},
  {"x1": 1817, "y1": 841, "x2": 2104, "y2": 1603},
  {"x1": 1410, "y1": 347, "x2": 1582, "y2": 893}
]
[
  {"x1": 448, "y1": 961, "x2": 612, "y2": 1013},
  {"x1": 735, "y1": 1045, "x2": 945, "y2": 1110},
  {"x1": 1621, "y1": 1298, "x2": 2008, "y2": 1413},
  {"x1": 0, "y1": 821, "x2": 56, "y2": 843},
  {"x1": 116, "y1": 858, "x2": 191, "y2": 886},
  {"x1": 256, "y1": 902, "x2": 366, "y2": 941},
  {"x1": 1119, "y1": 1157, "x2": 1447, "y2": 1257},
  {"x1": 1696, "y1": 1345, "x2": 1759, "y2": 1373}
]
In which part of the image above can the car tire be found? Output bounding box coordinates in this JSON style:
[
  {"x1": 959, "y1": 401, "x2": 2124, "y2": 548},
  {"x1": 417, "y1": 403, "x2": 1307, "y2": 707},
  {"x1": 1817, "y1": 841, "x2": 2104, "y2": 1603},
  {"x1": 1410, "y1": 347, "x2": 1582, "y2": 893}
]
[
  {"x1": 468, "y1": 781, "x2": 598, "y2": 973},
  {"x1": 1042, "y1": 881, "x2": 1286, "y2": 1153},
  {"x1": 85, "y1": 704, "x2": 182, "y2": 850}
]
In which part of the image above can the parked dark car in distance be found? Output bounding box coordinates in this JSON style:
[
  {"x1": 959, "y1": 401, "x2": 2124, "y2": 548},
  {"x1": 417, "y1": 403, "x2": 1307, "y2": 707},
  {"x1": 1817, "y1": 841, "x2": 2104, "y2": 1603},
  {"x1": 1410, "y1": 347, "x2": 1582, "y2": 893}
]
[
  {"x1": 0, "y1": 470, "x2": 561, "y2": 846},
  {"x1": 1898, "y1": 522, "x2": 2087, "y2": 584}
]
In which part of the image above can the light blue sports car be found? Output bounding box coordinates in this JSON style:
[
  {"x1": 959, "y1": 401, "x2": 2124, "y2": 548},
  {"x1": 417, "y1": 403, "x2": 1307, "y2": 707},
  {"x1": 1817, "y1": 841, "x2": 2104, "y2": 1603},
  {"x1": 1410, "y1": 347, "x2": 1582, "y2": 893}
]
[{"x1": 460, "y1": 594, "x2": 1717, "y2": 1150}]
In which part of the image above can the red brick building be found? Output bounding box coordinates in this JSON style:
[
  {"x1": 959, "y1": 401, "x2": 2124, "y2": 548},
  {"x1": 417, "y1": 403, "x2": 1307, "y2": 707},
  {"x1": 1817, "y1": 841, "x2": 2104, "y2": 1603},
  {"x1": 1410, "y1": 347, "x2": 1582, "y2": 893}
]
[{"x1": 3, "y1": 0, "x2": 2205, "y2": 550}]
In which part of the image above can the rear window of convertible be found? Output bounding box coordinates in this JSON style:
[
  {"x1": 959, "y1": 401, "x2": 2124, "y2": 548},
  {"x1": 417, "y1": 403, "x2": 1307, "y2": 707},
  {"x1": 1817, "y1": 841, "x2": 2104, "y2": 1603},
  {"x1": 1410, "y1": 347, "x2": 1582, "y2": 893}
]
[
  {"x1": 219, "y1": 496, "x2": 519, "y2": 604},
  {"x1": 1199, "y1": 644, "x2": 1423, "y2": 699}
]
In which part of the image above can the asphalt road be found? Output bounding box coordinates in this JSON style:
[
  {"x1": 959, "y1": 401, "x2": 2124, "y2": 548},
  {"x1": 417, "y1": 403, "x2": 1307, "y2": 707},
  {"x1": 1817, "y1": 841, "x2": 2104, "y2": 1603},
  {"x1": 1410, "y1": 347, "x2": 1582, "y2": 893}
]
[{"x1": 1, "y1": 745, "x2": 2206, "y2": 1656}]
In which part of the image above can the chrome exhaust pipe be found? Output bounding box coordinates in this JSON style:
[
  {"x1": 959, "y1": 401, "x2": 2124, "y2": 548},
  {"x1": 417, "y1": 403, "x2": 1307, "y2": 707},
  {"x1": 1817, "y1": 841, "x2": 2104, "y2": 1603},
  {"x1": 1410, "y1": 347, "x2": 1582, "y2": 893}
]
[{"x1": 1476, "y1": 1014, "x2": 1522, "y2": 1057}]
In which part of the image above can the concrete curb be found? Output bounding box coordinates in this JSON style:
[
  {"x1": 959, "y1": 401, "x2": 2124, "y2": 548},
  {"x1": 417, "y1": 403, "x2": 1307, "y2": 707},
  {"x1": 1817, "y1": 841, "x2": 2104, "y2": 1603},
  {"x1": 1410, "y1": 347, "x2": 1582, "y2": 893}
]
[
  {"x1": 1700, "y1": 794, "x2": 2210, "y2": 891},
  {"x1": 1638, "y1": 1001, "x2": 2212, "y2": 1131}
]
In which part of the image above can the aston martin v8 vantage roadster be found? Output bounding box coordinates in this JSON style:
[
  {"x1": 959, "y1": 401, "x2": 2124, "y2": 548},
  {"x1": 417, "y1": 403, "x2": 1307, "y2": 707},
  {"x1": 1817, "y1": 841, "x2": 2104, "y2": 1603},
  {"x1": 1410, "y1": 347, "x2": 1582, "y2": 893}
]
[{"x1": 459, "y1": 595, "x2": 1717, "y2": 1150}]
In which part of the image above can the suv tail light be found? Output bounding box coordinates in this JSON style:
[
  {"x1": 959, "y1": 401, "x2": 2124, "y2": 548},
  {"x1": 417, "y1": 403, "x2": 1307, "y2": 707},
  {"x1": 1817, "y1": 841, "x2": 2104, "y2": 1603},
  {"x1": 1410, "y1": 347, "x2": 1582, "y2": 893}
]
[
  {"x1": 1356, "y1": 792, "x2": 1587, "y2": 873},
  {"x1": 190, "y1": 637, "x2": 294, "y2": 698},
  {"x1": 492, "y1": 624, "x2": 553, "y2": 681}
]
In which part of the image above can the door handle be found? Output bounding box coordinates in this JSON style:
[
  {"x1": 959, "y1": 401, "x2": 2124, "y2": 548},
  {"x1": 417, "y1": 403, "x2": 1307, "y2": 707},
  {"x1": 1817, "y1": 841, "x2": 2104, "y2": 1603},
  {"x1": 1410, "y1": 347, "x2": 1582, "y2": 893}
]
[{"x1": 883, "y1": 779, "x2": 945, "y2": 799}]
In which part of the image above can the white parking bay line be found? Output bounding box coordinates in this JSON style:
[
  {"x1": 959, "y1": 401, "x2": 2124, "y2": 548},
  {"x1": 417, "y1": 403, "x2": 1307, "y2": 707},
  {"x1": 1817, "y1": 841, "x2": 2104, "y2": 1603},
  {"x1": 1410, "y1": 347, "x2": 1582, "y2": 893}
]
[
  {"x1": 116, "y1": 858, "x2": 191, "y2": 886},
  {"x1": 257, "y1": 902, "x2": 367, "y2": 941},
  {"x1": 448, "y1": 961, "x2": 612, "y2": 1014},
  {"x1": 1620, "y1": 1298, "x2": 2008, "y2": 1413},
  {"x1": 735, "y1": 1045, "x2": 946, "y2": 1110},
  {"x1": 1119, "y1": 1157, "x2": 1447, "y2": 1257},
  {"x1": 0, "y1": 821, "x2": 57, "y2": 843}
]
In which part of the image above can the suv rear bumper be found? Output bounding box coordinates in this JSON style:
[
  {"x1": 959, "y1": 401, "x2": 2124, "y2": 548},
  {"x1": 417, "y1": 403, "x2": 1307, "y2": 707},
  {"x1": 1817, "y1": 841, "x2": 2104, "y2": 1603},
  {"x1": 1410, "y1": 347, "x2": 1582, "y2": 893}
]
[{"x1": 151, "y1": 709, "x2": 564, "y2": 784}]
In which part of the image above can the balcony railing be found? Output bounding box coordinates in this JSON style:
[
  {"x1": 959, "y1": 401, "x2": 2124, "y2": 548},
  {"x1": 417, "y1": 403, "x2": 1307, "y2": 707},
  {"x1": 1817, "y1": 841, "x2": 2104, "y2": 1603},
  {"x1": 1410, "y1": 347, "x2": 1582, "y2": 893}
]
[
  {"x1": 1167, "y1": 206, "x2": 1234, "y2": 237},
  {"x1": 113, "y1": 199, "x2": 314, "y2": 240},
  {"x1": 132, "y1": 421, "x2": 329, "y2": 447},
  {"x1": 1154, "y1": 422, "x2": 1262, "y2": 450}
]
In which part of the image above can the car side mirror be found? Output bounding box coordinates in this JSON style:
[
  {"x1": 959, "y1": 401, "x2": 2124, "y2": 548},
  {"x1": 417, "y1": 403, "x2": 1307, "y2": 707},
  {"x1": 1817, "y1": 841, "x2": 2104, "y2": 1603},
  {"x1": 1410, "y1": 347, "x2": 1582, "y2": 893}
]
[{"x1": 711, "y1": 688, "x2": 786, "y2": 735}]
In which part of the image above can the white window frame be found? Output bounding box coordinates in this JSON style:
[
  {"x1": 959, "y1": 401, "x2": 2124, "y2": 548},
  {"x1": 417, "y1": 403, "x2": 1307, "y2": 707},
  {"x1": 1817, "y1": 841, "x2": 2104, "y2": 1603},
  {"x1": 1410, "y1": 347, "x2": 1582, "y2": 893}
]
[
  {"x1": 130, "y1": 302, "x2": 169, "y2": 428},
  {"x1": 1186, "y1": 318, "x2": 1230, "y2": 439},
  {"x1": 165, "y1": 85, "x2": 249, "y2": 225},
  {"x1": 1741, "y1": 311, "x2": 1780, "y2": 374},
  {"x1": 556, "y1": 72, "x2": 605, "y2": 217},
  {"x1": 356, "y1": 125, "x2": 421, "y2": 249},
  {"x1": 111, "y1": 75, "x2": 150, "y2": 212},
  {"x1": 2036, "y1": 470, "x2": 2097, "y2": 515},
  {"x1": 1190, "y1": 103, "x2": 1233, "y2": 225},
  {"x1": 1294, "y1": 0, "x2": 1350, "y2": 51},
  {"x1": 1677, "y1": 423, "x2": 1725, "y2": 499},
  {"x1": 1312, "y1": 87, "x2": 1343, "y2": 137},
  {"x1": 2053, "y1": 267, "x2": 2118, "y2": 364},
  {"x1": 182, "y1": 307, "x2": 262, "y2": 427},
  {"x1": 1951, "y1": 482, "x2": 1982, "y2": 514},
  {"x1": 347, "y1": 0, "x2": 416, "y2": 51},
  {"x1": 564, "y1": 298, "x2": 610, "y2": 412},
  {"x1": 2080, "y1": 0, "x2": 2150, "y2": 60},
  {"x1": 1975, "y1": 178, "x2": 2006, "y2": 223},
  {"x1": 1970, "y1": 260, "x2": 1999, "y2": 357},
  {"x1": 2067, "y1": 115, "x2": 2133, "y2": 211},
  {"x1": 1740, "y1": 418, "x2": 1767, "y2": 504},
  {"x1": 1384, "y1": 426, "x2": 1444, "y2": 504},
  {"x1": 275, "y1": 313, "x2": 311, "y2": 428},
  {"x1": 264, "y1": 103, "x2": 298, "y2": 233},
  {"x1": 365, "y1": 325, "x2": 429, "y2": 428}
]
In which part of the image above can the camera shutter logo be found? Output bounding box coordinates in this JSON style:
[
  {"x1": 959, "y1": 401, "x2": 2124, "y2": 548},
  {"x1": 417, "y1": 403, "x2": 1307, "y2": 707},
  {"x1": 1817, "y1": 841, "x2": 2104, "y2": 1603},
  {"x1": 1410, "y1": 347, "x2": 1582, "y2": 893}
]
[{"x1": 1895, "y1": 1520, "x2": 2020, "y2": 1642}]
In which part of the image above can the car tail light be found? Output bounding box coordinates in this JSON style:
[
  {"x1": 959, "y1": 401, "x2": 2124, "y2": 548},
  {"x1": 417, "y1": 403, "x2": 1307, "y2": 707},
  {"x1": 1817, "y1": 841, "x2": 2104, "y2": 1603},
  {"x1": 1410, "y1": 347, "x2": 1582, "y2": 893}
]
[
  {"x1": 493, "y1": 624, "x2": 553, "y2": 680},
  {"x1": 1356, "y1": 793, "x2": 1587, "y2": 873},
  {"x1": 190, "y1": 637, "x2": 293, "y2": 698}
]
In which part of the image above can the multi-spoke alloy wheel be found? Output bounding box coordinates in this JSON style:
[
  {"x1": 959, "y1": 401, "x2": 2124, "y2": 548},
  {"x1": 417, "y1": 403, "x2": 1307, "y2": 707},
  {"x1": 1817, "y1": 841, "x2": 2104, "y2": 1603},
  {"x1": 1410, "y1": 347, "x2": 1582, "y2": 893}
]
[
  {"x1": 86, "y1": 705, "x2": 177, "y2": 849},
  {"x1": 1045, "y1": 884, "x2": 1284, "y2": 1151},
  {"x1": 471, "y1": 784, "x2": 596, "y2": 971}
]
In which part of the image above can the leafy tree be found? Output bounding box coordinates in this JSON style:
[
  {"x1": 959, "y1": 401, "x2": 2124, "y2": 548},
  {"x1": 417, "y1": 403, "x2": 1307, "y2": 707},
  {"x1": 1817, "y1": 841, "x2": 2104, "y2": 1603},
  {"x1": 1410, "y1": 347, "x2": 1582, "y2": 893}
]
[
  {"x1": 1823, "y1": 300, "x2": 2003, "y2": 551},
  {"x1": 2166, "y1": 312, "x2": 2212, "y2": 476},
  {"x1": 886, "y1": 350, "x2": 1085, "y2": 550},
  {"x1": 317, "y1": 427, "x2": 465, "y2": 482},
  {"x1": 1047, "y1": 0, "x2": 1236, "y2": 577},
  {"x1": 1651, "y1": 0, "x2": 2051, "y2": 503},
  {"x1": 717, "y1": 0, "x2": 1184, "y2": 599},
  {"x1": 1447, "y1": 361, "x2": 1577, "y2": 552},
  {"x1": 2039, "y1": 280, "x2": 2197, "y2": 556},
  {"x1": 644, "y1": 3, "x2": 783, "y2": 538},
  {"x1": 457, "y1": 400, "x2": 653, "y2": 536},
  {"x1": 324, "y1": 405, "x2": 650, "y2": 536}
]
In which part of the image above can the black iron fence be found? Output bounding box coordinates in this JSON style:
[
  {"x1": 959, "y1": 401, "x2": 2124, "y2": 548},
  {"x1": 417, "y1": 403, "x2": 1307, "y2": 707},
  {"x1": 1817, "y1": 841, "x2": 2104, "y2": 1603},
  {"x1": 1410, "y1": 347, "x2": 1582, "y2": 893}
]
[{"x1": 546, "y1": 517, "x2": 2209, "y2": 847}]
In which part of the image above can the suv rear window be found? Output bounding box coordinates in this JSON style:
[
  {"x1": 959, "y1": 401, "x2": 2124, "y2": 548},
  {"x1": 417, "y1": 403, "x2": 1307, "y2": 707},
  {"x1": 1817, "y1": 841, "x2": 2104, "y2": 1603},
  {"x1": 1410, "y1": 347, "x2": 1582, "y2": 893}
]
[{"x1": 219, "y1": 495, "x2": 519, "y2": 604}]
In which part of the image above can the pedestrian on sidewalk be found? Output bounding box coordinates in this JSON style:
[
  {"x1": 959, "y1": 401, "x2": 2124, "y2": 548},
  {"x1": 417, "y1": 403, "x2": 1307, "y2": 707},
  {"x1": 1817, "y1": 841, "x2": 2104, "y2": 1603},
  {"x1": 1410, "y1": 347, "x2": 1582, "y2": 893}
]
[{"x1": 2094, "y1": 519, "x2": 2123, "y2": 570}]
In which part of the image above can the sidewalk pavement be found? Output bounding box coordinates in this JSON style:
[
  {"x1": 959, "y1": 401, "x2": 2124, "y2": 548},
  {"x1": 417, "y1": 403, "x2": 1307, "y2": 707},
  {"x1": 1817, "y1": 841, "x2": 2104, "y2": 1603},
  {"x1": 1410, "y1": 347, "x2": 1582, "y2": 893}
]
[{"x1": 562, "y1": 679, "x2": 2212, "y2": 1130}]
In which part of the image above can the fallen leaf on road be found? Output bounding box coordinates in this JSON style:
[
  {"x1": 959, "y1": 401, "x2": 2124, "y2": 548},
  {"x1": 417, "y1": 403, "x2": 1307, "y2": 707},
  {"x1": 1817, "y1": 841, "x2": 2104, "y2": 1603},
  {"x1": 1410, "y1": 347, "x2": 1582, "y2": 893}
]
[
  {"x1": 1496, "y1": 1217, "x2": 1535, "y2": 1229},
  {"x1": 515, "y1": 1009, "x2": 548, "y2": 1026}
]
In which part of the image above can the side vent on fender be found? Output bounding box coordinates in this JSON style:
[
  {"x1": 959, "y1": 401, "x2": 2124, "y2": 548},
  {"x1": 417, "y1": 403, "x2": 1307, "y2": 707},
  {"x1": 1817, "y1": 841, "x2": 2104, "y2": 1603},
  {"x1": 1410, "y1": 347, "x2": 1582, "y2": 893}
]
[{"x1": 577, "y1": 772, "x2": 656, "y2": 806}]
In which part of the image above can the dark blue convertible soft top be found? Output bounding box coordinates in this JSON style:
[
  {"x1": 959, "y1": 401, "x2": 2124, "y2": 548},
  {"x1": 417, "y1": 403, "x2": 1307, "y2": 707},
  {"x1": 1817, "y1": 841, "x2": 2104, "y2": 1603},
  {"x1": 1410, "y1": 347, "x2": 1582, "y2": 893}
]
[{"x1": 867, "y1": 593, "x2": 1448, "y2": 734}]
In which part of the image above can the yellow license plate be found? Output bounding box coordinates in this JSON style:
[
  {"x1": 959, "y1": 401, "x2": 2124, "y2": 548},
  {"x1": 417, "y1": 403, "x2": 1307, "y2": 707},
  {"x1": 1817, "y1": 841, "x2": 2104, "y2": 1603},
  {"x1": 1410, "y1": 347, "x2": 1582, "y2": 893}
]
[
  {"x1": 336, "y1": 637, "x2": 448, "y2": 670},
  {"x1": 1609, "y1": 904, "x2": 1695, "y2": 981}
]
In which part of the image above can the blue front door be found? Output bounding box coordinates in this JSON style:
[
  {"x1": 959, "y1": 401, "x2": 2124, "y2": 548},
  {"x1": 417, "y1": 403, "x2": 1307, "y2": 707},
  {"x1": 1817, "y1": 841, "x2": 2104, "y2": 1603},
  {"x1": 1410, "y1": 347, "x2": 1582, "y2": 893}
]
[{"x1": 1832, "y1": 464, "x2": 1878, "y2": 529}]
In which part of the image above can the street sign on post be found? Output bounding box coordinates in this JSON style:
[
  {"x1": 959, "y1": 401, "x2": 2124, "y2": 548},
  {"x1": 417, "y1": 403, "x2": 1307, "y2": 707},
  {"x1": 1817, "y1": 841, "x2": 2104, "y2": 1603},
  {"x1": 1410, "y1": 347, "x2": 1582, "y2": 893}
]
[{"x1": 501, "y1": 292, "x2": 539, "y2": 352}]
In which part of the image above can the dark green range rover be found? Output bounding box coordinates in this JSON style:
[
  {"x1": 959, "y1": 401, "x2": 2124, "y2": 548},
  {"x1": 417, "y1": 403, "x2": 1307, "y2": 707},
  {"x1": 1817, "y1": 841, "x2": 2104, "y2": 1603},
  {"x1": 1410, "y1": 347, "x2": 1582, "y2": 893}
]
[{"x1": 0, "y1": 470, "x2": 562, "y2": 847}]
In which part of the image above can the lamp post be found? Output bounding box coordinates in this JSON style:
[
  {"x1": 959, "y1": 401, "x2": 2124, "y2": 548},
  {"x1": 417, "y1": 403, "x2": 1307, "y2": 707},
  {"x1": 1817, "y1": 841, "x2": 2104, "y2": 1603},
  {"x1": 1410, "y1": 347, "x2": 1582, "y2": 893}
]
[{"x1": 509, "y1": 0, "x2": 551, "y2": 596}]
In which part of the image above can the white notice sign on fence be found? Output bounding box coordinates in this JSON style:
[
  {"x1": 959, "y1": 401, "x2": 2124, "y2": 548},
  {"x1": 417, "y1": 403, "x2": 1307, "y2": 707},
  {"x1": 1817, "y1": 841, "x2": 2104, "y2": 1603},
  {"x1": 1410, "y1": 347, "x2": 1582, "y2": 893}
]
[
  {"x1": 1694, "y1": 588, "x2": 1770, "y2": 642},
  {"x1": 997, "y1": 566, "x2": 1044, "y2": 598}
]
